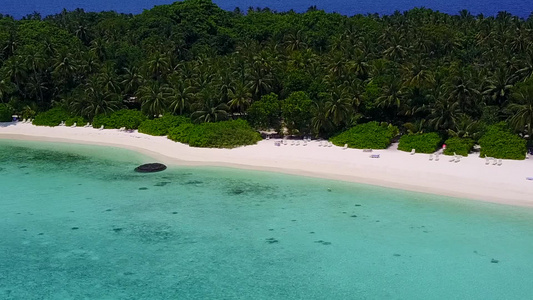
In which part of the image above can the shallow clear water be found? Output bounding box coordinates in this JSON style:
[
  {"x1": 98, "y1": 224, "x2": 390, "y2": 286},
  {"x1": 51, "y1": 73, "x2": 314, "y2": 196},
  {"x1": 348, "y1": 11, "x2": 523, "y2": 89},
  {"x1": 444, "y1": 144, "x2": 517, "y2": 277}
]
[{"x1": 1, "y1": 139, "x2": 533, "y2": 299}]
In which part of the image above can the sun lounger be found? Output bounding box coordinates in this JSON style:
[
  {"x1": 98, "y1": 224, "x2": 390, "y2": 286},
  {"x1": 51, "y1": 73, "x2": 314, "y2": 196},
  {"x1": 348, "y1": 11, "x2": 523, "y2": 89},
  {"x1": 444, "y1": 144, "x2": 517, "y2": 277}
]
[
  {"x1": 59, "y1": 121, "x2": 65, "y2": 126},
  {"x1": 435, "y1": 153, "x2": 440, "y2": 161},
  {"x1": 98, "y1": 125, "x2": 104, "y2": 130},
  {"x1": 410, "y1": 149, "x2": 415, "y2": 155},
  {"x1": 70, "y1": 123, "x2": 77, "y2": 128},
  {"x1": 84, "y1": 122, "x2": 91, "y2": 128},
  {"x1": 429, "y1": 154, "x2": 433, "y2": 161},
  {"x1": 343, "y1": 144, "x2": 348, "y2": 150},
  {"x1": 363, "y1": 149, "x2": 372, "y2": 152},
  {"x1": 497, "y1": 159, "x2": 502, "y2": 166},
  {"x1": 328, "y1": 142, "x2": 332, "y2": 147},
  {"x1": 370, "y1": 154, "x2": 380, "y2": 158},
  {"x1": 485, "y1": 156, "x2": 491, "y2": 165},
  {"x1": 492, "y1": 159, "x2": 498, "y2": 165},
  {"x1": 455, "y1": 156, "x2": 461, "y2": 163}
]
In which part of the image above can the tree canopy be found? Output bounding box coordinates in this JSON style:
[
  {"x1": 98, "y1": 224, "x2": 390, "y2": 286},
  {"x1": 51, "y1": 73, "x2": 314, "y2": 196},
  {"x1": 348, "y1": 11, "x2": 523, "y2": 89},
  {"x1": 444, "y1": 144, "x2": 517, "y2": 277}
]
[{"x1": 0, "y1": 1, "x2": 532, "y2": 149}]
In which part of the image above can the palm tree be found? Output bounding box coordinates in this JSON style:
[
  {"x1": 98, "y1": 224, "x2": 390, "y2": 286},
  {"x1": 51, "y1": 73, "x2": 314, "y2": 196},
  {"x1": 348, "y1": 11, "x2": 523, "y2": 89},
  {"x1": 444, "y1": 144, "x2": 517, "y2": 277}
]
[
  {"x1": 447, "y1": 114, "x2": 483, "y2": 140},
  {"x1": 168, "y1": 76, "x2": 195, "y2": 115},
  {"x1": 192, "y1": 94, "x2": 229, "y2": 123},
  {"x1": 284, "y1": 30, "x2": 308, "y2": 52},
  {"x1": 324, "y1": 86, "x2": 352, "y2": 126},
  {"x1": 146, "y1": 52, "x2": 171, "y2": 80},
  {"x1": 71, "y1": 85, "x2": 121, "y2": 119},
  {"x1": 482, "y1": 68, "x2": 515, "y2": 107},
  {"x1": 247, "y1": 60, "x2": 273, "y2": 101},
  {"x1": 3, "y1": 56, "x2": 27, "y2": 95},
  {"x1": 311, "y1": 101, "x2": 334, "y2": 137},
  {"x1": 508, "y1": 84, "x2": 533, "y2": 140},
  {"x1": 227, "y1": 82, "x2": 252, "y2": 113},
  {"x1": 376, "y1": 80, "x2": 405, "y2": 110},
  {"x1": 429, "y1": 98, "x2": 461, "y2": 132},
  {"x1": 53, "y1": 51, "x2": 78, "y2": 87},
  {"x1": 446, "y1": 70, "x2": 480, "y2": 115},
  {"x1": 121, "y1": 66, "x2": 144, "y2": 96},
  {"x1": 137, "y1": 82, "x2": 172, "y2": 117},
  {"x1": 0, "y1": 78, "x2": 15, "y2": 103}
]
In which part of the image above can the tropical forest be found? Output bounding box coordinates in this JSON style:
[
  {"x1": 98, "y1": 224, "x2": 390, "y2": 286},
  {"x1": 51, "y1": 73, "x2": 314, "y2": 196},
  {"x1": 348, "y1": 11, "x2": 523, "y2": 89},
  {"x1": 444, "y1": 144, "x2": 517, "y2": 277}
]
[{"x1": 0, "y1": 0, "x2": 532, "y2": 156}]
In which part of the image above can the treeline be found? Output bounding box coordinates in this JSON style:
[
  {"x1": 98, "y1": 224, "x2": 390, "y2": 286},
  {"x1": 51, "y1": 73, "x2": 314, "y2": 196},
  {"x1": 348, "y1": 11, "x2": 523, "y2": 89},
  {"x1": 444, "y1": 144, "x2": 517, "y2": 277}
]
[{"x1": 0, "y1": 0, "x2": 532, "y2": 147}]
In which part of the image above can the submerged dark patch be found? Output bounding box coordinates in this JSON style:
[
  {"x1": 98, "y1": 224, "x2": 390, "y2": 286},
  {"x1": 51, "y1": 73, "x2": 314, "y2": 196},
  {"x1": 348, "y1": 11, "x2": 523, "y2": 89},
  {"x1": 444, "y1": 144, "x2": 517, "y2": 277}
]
[{"x1": 134, "y1": 163, "x2": 167, "y2": 173}]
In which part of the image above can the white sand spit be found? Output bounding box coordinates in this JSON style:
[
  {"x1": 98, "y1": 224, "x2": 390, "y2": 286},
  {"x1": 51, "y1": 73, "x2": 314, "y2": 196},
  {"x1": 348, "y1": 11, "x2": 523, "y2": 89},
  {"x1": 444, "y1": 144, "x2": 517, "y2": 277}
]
[{"x1": 2, "y1": 122, "x2": 533, "y2": 207}]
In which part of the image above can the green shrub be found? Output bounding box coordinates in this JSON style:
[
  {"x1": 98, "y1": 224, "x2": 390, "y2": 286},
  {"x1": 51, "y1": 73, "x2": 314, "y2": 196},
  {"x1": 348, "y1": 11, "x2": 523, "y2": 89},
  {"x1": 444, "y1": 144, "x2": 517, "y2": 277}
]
[
  {"x1": 479, "y1": 123, "x2": 526, "y2": 160},
  {"x1": 168, "y1": 119, "x2": 261, "y2": 148},
  {"x1": 0, "y1": 104, "x2": 13, "y2": 122},
  {"x1": 398, "y1": 133, "x2": 442, "y2": 153},
  {"x1": 443, "y1": 137, "x2": 475, "y2": 156},
  {"x1": 138, "y1": 115, "x2": 191, "y2": 136},
  {"x1": 92, "y1": 109, "x2": 146, "y2": 129},
  {"x1": 330, "y1": 122, "x2": 399, "y2": 149},
  {"x1": 32, "y1": 107, "x2": 70, "y2": 126},
  {"x1": 167, "y1": 123, "x2": 195, "y2": 144},
  {"x1": 65, "y1": 117, "x2": 86, "y2": 127}
]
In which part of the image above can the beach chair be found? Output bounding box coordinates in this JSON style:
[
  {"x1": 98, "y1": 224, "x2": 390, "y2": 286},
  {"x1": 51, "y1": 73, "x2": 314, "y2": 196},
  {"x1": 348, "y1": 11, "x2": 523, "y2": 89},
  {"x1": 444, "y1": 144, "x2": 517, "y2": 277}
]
[
  {"x1": 84, "y1": 122, "x2": 91, "y2": 128},
  {"x1": 303, "y1": 141, "x2": 307, "y2": 146},
  {"x1": 295, "y1": 141, "x2": 300, "y2": 146},
  {"x1": 70, "y1": 122, "x2": 76, "y2": 128},
  {"x1": 435, "y1": 153, "x2": 440, "y2": 161},
  {"x1": 455, "y1": 155, "x2": 461, "y2": 163},
  {"x1": 119, "y1": 127, "x2": 126, "y2": 131},
  {"x1": 98, "y1": 125, "x2": 104, "y2": 130},
  {"x1": 290, "y1": 140, "x2": 295, "y2": 146},
  {"x1": 485, "y1": 156, "x2": 490, "y2": 165},
  {"x1": 370, "y1": 154, "x2": 380, "y2": 158},
  {"x1": 429, "y1": 154, "x2": 433, "y2": 161},
  {"x1": 59, "y1": 121, "x2": 65, "y2": 126},
  {"x1": 328, "y1": 142, "x2": 333, "y2": 147},
  {"x1": 410, "y1": 149, "x2": 416, "y2": 155},
  {"x1": 318, "y1": 141, "x2": 323, "y2": 147},
  {"x1": 492, "y1": 159, "x2": 498, "y2": 165},
  {"x1": 363, "y1": 149, "x2": 372, "y2": 152},
  {"x1": 343, "y1": 144, "x2": 348, "y2": 150},
  {"x1": 497, "y1": 159, "x2": 502, "y2": 166}
]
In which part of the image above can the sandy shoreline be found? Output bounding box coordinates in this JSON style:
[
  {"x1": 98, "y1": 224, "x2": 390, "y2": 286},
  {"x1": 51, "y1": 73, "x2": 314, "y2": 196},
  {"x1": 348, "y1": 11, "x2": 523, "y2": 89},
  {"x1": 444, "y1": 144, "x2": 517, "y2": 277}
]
[{"x1": 2, "y1": 121, "x2": 533, "y2": 207}]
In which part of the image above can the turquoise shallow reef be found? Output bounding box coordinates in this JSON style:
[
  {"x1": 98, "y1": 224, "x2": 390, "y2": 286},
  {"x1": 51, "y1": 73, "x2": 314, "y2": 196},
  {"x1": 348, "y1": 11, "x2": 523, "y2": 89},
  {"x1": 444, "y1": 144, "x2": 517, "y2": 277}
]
[{"x1": 1, "y1": 139, "x2": 533, "y2": 299}]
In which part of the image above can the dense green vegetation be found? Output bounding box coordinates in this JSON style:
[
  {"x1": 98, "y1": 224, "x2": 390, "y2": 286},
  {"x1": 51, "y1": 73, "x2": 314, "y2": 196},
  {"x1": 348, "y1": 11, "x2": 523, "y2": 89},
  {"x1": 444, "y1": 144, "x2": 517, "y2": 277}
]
[
  {"x1": 1, "y1": 0, "x2": 532, "y2": 154},
  {"x1": 65, "y1": 116, "x2": 86, "y2": 126},
  {"x1": 330, "y1": 121, "x2": 398, "y2": 149},
  {"x1": 0, "y1": 103, "x2": 12, "y2": 121},
  {"x1": 138, "y1": 114, "x2": 191, "y2": 136},
  {"x1": 479, "y1": 123, "x2": 527, "y2": 159},
  {"x1": 443, "y1": 137, "x2": 475, "y2": 156},
  {"x1": 32, "y1": 107, "x2": 70, "y2": 126},
  {"x1": 398, "y1": 133, "x2": 442, "y2": 153},
  {"x1": 168, "y1": 119, "x2": 261, "y2": 148},
  {"x1": 92, "y1": 109, "x2": 146, "y2": 129}
]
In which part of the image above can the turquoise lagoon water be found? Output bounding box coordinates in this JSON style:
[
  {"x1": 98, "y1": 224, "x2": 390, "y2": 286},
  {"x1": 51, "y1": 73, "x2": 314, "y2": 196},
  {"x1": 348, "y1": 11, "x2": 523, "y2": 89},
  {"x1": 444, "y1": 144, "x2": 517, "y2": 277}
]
[{"x1": 1, "y1": 139, "x2": 533, "y2": 299}]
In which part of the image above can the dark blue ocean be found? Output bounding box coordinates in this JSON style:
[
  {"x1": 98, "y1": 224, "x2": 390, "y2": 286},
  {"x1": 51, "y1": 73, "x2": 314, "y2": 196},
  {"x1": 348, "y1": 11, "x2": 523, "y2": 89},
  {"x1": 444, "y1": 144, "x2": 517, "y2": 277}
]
[{"x1": 1, "y1": 0, "x2": 532, "y2": 19}]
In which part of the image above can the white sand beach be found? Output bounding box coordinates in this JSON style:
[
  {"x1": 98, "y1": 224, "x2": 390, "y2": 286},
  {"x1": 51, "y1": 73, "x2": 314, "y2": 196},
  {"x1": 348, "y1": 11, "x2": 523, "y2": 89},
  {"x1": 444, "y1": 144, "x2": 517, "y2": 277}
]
[{"x1": 1, "y1": 121, "x2": 533, "y2": 206}]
